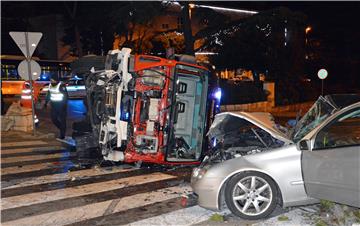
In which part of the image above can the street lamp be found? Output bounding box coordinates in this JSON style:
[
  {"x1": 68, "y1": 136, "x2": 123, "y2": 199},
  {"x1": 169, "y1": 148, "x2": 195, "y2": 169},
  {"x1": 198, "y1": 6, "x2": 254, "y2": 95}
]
[{"x1": 305, "y1": 26, "x2": 312, "y2": 45}]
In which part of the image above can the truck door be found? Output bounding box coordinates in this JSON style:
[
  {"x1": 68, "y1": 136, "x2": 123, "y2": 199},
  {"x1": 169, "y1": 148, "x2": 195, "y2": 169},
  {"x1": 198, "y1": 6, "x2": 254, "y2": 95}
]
[{"x1": 166, "y1": 65, "x2": 208, "y2": 162}]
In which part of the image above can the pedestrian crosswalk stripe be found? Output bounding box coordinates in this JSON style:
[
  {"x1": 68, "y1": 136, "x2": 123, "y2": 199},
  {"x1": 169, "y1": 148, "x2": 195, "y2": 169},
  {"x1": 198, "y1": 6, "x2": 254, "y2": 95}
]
[
  {"x1": 1, "y1": 161, "x2": 79, "y2": 182},
  {"x1": 1, "y1": 172, "x2": 176, "y2": 210},
  {"x1": 70, "y1": 197, "x2": 186, "y2": 226},
  {"x1": 1, "y1": 177, "x2": 184, "y2": 222},
  {"x1": 1, "y1": 140, "x2": 48, "y2": 148},
  {"x1": 2, "y1": 168, "x2": 157, "y2": 198},
  {"x1": 1, "y1": 160, "x2": 74, "y2": 176},
  {"x1": 1, "y1": 163, "x2": 131, "y2": 181},
  {"x1": 2, "y1": 167, "x2": 136, "y2": 189},
  {"x1": 1, "y1": 148, "x2": 67, "y2": 158},
  {"x1": 1, "y1": 152, "x2": 76, "y2": 164},
  {"x1": 0, "y1": 138, "x2": 215, "y2": 225},
  {"x1": 0, "y1": 146, "x2": 64, "y2": 154},
  {"x1": 2, "y1": 186, "x2": 191, "y2": 226},
  {"x1": 1, "y1": 156, "x2": 76, "y2": 168}
]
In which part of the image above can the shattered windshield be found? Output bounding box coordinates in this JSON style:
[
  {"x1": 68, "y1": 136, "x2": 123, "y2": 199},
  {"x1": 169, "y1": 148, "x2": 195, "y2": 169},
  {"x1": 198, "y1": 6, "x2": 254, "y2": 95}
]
[{"x1": 292, "y1": 96, "x2": 337, "y2": 142}]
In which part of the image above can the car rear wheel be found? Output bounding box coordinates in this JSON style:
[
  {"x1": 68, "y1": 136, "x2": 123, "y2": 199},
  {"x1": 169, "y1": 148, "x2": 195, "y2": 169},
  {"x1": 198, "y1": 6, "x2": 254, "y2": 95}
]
[{"x1": 225, "y1": 171, "x2": 279, "y2": 220}]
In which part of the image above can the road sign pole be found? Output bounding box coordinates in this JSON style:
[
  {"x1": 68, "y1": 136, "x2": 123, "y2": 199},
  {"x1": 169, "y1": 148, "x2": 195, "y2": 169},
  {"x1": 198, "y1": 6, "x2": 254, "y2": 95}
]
[
  {"x1": 317, "y1": 68, "x2": 328, "y2": 97},
  {"x1": 24, "y1": 32, "x2": 36, "y2": 136}
]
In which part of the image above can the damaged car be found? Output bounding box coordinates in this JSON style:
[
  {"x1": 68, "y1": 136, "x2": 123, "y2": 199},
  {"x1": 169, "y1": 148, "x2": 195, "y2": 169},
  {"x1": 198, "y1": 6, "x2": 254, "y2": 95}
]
[
  {"x1": 191, "y1": 94, "x2": 360, "y2": 220},
  {"x1": 72, "y1": 48, "x2": 220, "y2": 165}
]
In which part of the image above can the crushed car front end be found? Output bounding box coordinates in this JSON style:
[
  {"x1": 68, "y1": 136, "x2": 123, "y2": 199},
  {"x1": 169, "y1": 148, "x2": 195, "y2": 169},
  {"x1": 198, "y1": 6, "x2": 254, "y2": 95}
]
[{"x1": 190, "y1": 111, "x2": 317, "y2": 211}]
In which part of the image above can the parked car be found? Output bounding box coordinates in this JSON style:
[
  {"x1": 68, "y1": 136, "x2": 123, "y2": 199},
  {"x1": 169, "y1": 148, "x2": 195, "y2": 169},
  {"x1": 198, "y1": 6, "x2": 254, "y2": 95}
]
[
  {"x1": 65, "y1": 78, "x2": 86, "y2": 99},
  {"x1": 191, "y1": 94, "x2": 360, "y2": 220}
]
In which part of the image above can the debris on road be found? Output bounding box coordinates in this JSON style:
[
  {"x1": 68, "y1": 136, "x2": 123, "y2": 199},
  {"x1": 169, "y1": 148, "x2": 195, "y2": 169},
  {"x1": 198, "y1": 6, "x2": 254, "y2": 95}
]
[
  {"x1": 180, "y1": 194, "x2": 197, "y2": 208},
  {"x1": 209, "y1": 213, "x2": 225, "y2": 222},
  {"x1": 277, "y1": 215, "x2": 290, "y2": 221}
]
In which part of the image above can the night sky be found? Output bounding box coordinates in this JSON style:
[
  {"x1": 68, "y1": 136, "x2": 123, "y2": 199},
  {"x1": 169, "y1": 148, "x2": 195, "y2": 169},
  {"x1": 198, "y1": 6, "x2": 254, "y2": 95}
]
[
  {"x1": 2, "y1": 1, "x2": 360, "y2": 54},
  {"x1": 2, "y1": 1, "x2": 360, "y2": 90}
]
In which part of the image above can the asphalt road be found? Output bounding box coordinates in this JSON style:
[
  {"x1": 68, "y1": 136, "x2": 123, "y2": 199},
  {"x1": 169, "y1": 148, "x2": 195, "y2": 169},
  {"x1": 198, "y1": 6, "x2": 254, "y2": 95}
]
[{"x1": 1, "y1": 96, "x2": 303, "y2": 226}]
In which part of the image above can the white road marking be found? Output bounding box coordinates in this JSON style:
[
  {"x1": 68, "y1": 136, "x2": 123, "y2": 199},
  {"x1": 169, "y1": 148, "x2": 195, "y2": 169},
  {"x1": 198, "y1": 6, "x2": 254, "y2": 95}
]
[
  {"x1": 1, "y1": 152, "x2": 76, "y2": 164},
  {"x1": 2, "y1": 186, "x2": 192, "y2": 226},
  {"x1": 1, "y1": 172, "x2": 176, "y2": 210},
  {"x1": 1, "y1": 160, "x2": 74, "y2": 175},
  {"x1": 2, "y1": 166, "x2": 135, "y2": 189},
  {"x1": 1, "y1": 140, "x2": 48, "y2": 148},
  {"x1": 0, "y1": 146, "x2": 64, "y2": 154}
]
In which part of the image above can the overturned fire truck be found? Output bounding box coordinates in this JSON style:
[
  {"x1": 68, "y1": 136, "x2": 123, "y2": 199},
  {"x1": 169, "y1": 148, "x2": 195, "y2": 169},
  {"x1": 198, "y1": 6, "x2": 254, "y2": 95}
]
[{"x1": 72, "y1": 48, "x2": 221, "y2": 165}]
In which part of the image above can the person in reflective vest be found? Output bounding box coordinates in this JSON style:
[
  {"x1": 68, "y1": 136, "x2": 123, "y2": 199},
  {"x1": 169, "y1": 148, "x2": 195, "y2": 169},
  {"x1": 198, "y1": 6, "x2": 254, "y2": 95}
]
[{"x1": 45, "y1": 79, "x2": 68, "y2": 139}]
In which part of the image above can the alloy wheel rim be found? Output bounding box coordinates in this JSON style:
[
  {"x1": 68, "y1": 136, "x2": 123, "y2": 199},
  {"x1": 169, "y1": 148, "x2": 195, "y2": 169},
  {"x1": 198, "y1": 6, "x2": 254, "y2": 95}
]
[{"x1": 232, "y1": 175, "x2": 273, "y2": 216}]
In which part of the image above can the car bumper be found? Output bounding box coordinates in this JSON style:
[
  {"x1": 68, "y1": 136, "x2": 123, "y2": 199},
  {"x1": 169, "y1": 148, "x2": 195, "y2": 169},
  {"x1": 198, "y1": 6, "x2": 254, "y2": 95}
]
[{"x1": 191, "y1": 176, "x2": 224, "y2": 211}]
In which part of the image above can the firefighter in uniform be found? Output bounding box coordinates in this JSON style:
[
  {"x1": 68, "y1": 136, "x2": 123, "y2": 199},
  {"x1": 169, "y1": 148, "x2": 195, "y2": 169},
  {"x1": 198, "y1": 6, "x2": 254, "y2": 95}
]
[{"x1": 45, "y1": 79, "x2": 68, "y2": 139}]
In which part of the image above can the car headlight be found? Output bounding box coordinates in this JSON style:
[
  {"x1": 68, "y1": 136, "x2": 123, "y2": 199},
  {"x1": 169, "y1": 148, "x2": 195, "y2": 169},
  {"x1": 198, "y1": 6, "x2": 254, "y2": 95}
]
[{"x1": 192, "y1": 167, "x2": 207, "y2": 180}]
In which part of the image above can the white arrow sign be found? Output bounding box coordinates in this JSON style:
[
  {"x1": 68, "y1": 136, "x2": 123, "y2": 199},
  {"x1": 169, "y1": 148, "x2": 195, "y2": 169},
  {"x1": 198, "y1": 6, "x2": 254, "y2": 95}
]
[{"x1": 9, "y1": 32, "x2": 42, "y2": 58}]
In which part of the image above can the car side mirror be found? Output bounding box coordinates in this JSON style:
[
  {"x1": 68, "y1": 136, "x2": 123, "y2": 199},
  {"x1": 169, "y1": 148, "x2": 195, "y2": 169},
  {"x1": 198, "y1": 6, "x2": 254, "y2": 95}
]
[{"x1": 298, "y1": 140, "x2": 310, "y2": 151}]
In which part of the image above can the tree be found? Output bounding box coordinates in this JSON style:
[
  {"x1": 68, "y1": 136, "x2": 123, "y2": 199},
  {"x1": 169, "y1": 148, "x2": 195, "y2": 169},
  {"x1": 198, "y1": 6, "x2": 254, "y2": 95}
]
[
  {"x1": 62, "y1": 2, "x2": 115, "y2": 57},
  {"x1": 203, "y1": 7, "x2": 307, "y2": 104},
  {"x1": 110, "y1": 2, "x2": 164, "y2": 53},
  {"x1": 177, "y1": 3, "x2": 232, "y2": 55},
  {"x1": 63, "y1": 2, "x2": 83, "y2": 57},
  {"x1": 180, "y1": 3, "x2": 194, "y2": 55}
]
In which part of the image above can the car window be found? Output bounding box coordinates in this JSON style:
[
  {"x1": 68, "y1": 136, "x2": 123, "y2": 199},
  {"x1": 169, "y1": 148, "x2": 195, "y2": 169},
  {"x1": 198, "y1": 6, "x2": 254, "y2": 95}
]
[
  {"x1": 67, "y1": 80, "x2": 77, "y2": 86},
  {"x1": 314, "y1": 107, "x2": 360, "y2": 150},
  {"x1": 77, "y1": 80, "x2": 85, "y2": 85}
]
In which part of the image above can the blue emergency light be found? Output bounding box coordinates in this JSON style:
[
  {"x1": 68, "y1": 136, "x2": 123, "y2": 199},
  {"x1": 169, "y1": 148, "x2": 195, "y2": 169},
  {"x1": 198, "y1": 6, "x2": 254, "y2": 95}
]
[{"x1": 214, "y1": 88, "x2": 222, "y2": 102}]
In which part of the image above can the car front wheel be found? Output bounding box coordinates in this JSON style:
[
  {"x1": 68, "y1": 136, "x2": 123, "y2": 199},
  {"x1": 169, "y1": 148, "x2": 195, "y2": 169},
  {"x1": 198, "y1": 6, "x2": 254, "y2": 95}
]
[{"x1": 225, "y1": 171, "x2": 279, "y2": 220}]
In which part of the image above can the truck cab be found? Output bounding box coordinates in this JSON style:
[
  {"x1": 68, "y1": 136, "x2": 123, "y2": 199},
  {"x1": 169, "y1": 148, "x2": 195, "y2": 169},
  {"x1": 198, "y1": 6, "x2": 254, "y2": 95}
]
[{"x1": 74, "y1": 48, "x2": 219, "y2": 165}]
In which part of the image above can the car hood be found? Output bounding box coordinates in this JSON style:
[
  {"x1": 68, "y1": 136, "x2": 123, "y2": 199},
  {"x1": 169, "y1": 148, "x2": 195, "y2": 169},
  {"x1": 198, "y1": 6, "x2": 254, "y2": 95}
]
[{"x1": 207, "y1": 111, "x2": 292, "y2": 144}]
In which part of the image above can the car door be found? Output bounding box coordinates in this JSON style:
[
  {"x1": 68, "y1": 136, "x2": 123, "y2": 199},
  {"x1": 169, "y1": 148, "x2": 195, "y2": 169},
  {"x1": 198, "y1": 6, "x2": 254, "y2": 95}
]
[{"x1": 301, "y1": 106, "x2": 360, "y2": 207}]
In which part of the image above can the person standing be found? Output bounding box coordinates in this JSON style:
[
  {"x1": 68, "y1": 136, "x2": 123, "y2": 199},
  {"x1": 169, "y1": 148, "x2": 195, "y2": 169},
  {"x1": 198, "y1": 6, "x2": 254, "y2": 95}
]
[{"x1": 45, "y1": 79, "x2": 68, "y2": 140}]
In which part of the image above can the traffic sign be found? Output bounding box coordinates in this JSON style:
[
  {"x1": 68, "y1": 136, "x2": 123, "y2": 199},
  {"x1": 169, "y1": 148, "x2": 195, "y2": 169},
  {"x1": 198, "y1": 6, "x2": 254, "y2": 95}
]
[
  {"x1": 17, "y1": 60, "x2": 41, "y2": 80},
  {"x1": 9, "y1": 32, "x2": 42, "y2": 58},
  {"x1": 317, "y1": 69, "x2": 328, "y2": 80},
  {"x1": 9, "y1": 31, "x2": 43, "y2": 136}
]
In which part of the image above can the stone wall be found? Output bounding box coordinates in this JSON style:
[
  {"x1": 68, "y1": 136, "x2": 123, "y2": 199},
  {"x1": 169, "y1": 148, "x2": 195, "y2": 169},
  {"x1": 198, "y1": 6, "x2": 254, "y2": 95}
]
[{"x1": 221, "y1": 100, "x2": 314, "y2": 117}]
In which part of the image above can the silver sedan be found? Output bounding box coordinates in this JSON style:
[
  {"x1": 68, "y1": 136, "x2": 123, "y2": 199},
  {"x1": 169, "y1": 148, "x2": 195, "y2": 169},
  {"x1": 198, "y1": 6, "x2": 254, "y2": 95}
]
[{"x1": 191, "y1": 95, "x2": 360, "y2": 220}]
